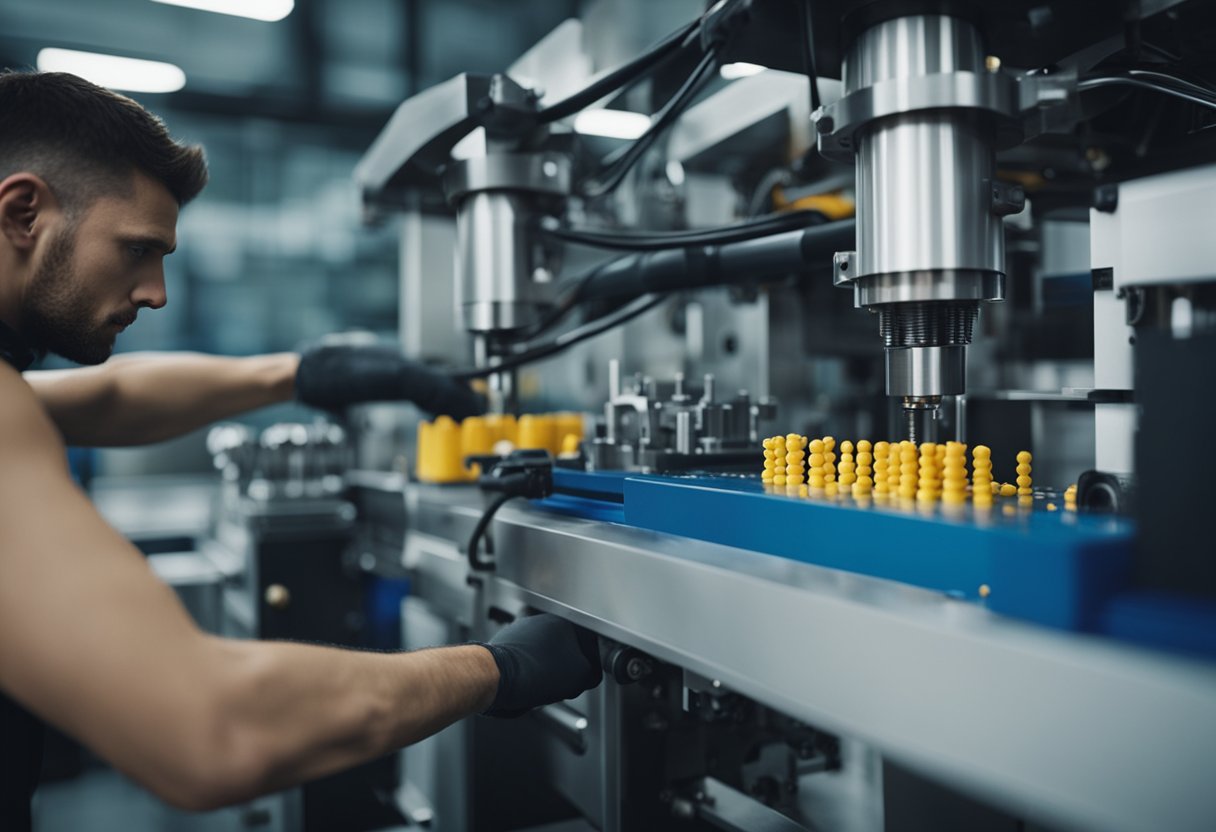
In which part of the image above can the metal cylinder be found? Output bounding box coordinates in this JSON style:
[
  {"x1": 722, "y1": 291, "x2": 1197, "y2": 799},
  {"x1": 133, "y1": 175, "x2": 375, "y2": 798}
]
[
  {"x1": 455, "y1": 191, "x2": 539, "y2": 333},
  {"x1": 847, "y1": 15, "x2": 1003, "y2": 282},
  {"x1": 833, "y1": 13, "x2": 1007, "y2": 432},
  {"x1": 675, "y1": 411, "x2": 693, "y2": 455},
  {"x1": 886, "y1": 346, "x2": 966, "y2": 398},
  {"x1": 446, "y1": 152, "x2": 570, "y2": 337}
]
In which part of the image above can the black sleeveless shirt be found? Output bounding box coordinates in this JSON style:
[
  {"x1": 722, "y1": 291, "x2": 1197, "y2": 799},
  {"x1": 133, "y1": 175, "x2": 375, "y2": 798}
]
[{"x1": 0, "y1": 319, "x2": 42, "y2": 831}]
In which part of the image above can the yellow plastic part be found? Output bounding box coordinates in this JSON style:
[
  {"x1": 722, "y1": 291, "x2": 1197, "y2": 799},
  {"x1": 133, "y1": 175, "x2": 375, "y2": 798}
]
[
  {"x1": 516, "y1": 414, "x2": 555, "y2": 452},
  {"x1": 460, "y1": 416, "x2": 495, "y2": 480},
  {"x1": 416, "y1": 415, "x2": 465, "y2": 483},
  {"x1": 809, "y1": 438, "x2": 824, "y2": 454},
  {"x1": 1000, "y1": 483, "x2": 1017, "y2": 497},
  {"x1": 771, "y1": 188, "x2": 856, "y2": 220},
  {"x1": 555, "y1": 412, "x2": 585, "y2": 452},
  {"x1": 485, "y1": 413, "x2": 518, "y2": 447},
  {"x1": 415, "y1": 420, "x2": 433, "y2": 482},
  {"x1": 560, "y1": 433, "x2": 582, "y2": 457},
  {"x1": 1016, "y1": 450, "x2": 1033, "y2": 464},
  {"x1": 972, "y1": 445, "x2": 991, "y2": 459}
]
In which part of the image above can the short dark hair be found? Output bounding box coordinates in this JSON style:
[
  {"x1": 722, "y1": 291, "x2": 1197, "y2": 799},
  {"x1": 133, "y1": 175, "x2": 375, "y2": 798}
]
[{"x1": 0, "y1": 70, "x2": 208, "y2": 211}]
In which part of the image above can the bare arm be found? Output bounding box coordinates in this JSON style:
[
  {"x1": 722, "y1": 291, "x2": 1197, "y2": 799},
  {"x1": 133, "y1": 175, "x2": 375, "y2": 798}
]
[
  {"x1": 0, "y1": 365, "x2": 497, "y2": 810},
  {"x1": 25, "y1": 352, "x2": 300, "y2": 447}
]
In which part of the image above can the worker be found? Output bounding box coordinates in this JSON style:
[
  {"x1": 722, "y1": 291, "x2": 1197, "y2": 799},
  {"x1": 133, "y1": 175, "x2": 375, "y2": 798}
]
[{"x1": 0, "y1": 70, "x2": 602, "y2": 830}]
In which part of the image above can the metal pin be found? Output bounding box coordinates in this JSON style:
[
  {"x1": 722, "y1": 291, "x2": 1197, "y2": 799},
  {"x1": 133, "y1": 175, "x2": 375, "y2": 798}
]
[{"x1": 675, "y1": 411, "x2": 692, "y2": 454}]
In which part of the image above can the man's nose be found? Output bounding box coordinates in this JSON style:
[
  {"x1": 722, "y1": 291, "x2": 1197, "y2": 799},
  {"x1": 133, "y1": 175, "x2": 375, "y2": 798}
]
[{"x1": 131, "y1": 268, "x2": 167, "y2": 310}]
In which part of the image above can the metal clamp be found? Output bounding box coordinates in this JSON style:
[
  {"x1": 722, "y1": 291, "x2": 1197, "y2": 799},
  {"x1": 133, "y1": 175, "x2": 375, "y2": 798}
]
[
  {"x1": 814, "y1": 70, "x2": 1020, "y2": 161},
  {"x1": 442, "y1": 152, "x2": 571, "y2": 204}
]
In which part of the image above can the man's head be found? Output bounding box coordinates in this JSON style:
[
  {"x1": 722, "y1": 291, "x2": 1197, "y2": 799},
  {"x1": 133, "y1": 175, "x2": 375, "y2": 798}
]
[{"x1": 0, "y1": 71, "x2": 208, "y2": 364}]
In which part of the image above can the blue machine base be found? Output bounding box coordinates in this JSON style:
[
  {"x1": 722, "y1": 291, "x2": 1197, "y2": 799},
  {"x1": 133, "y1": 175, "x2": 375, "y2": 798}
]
[{"x1": 543, "y1": 469, "x2": 1216, "y2": 659}]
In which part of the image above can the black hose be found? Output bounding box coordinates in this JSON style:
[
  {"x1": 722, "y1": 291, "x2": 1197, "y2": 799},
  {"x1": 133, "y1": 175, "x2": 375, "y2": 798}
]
[
  {"x1": 467, "y1": 492, "x2": 514, "y2": 571},
  {"x1": 536, "y1": 20, "x2": 699, "y2": 124},
  {"x1": 539, "y1": 210, "x2": 822, "y2": 252},
  {"x1": 800, "y1": 0, "x2": 822, "y2": 113},
  {"x1": 453, "y1": 294, "x2": 665, "y2": 381},
  {"x1": 449, "y1": 218, "x2": 855, "y2": 379},
  {"x1": 580, "y1": 47, "x2": 721, "y2": 199},
  {"x1": 573, "y1": 218, "x2": 856, "y2": 303}
]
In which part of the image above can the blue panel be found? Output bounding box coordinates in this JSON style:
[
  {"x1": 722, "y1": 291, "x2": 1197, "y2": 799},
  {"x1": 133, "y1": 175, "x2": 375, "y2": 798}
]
[
  {"x1": 622, "y1": 476, "x2": 1133, "y2": 631},
  {"x1": 535, "y1": 492, "x2": 626, "y2": 523},
  {"x1": 539, "y1": 470, "x2": 1212, "y2": 655},
  {"x1": 1101, "y1": 593, "x2": 1216, "y2": 659},
  {"x1": 552, "y1": 468, "x2": 628, "y2": 501}
]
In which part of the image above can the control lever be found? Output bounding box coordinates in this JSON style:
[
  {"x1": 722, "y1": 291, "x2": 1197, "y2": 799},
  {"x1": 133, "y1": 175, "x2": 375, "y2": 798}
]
[{"x1": 465, "y1": 449, "x2": 554, "y2": 571}]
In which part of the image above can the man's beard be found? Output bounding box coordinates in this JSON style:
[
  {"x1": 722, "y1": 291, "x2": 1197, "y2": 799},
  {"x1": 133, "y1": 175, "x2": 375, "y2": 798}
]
[{"x1": 21, "y1": 228, "x2": 115, "y2": 366}]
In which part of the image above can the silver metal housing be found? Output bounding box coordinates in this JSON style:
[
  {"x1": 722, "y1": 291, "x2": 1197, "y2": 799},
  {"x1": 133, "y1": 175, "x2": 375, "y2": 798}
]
[
  {"x1": 445, "y1": 153, "x2": 571, "y2": 335},
  {"x1": 886, "y1": 345, "x2": 966, "y2": 398},
  {"x1": 824, "y1": 14, "x2": 1010, "y2": 423}
]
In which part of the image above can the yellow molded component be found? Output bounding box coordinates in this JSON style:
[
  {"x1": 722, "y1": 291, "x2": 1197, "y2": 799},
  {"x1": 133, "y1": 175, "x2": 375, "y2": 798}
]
[
  {"x1": 1000, "y1": 483, "x2": 1017, "y2": 497},
  {"x1": 772, "y1": 189, "x2": 856, "y2": 220},
  {"x1": 1017, "y1": 451, "x2": 1033, "y2": 464},
  {"x1": 516, "y1": 414, "x2": 555, "y2": 452},
  {"x1": 555, "y1": 412, "x2": 584, "y2": 448},
  {"x1": 560, "y1": 433, "x2": 582, "y2": 457},
  {"x1": 417, "y1": 415, "x2": 465, "y2": 483},
  {"x1": 415, "y1": 420, "x2": 433, "y2": 481},
  {"x1": 460, "y1": 416, "x2": 495, "y2": 481}
]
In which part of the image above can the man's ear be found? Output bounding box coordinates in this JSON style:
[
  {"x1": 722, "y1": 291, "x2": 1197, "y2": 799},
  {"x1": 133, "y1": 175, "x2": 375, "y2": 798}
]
[{"x1": 0, "y1": 173, "x2": 58, "y2": 254}]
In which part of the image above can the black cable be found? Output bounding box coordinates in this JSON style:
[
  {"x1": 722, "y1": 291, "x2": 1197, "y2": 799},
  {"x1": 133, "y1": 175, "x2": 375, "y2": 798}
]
[
  {"x1": 538, "y1": 210, "x2": 820, "y2": 252},
  {"x1": 536, "y1": 20, "x2": 699, "y2": 124},
  {"x1": 800, "y1": 0, "x2": 822, "y2": 113},
  {"x1": 581, "y1": 46, "x2": 721, "y2": 199},
  {"x1": 453, "y1": 294, "x2": 665, "y2": 381},
  {"x1": 467, "y1": 492, "x2": 514, "y2": 571},
  {"x1": 498, "y1": 264, "x2": 603, "y2": 344},
  {"x1": 1079, "y1": 74, "x2": 1216, "y2": 110}
]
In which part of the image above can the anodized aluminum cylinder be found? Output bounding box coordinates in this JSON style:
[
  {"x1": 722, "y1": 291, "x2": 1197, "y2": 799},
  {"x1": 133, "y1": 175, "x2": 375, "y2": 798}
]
[
  {"x1": 846, "y1": 15, "x2": 1004, "y2": 281},
  {"x1": 455, "y1": 191, "x2": 539, "y2": 333},
  {"x1": 886, "y1": 345, "x2": 966, "y2": 398}
]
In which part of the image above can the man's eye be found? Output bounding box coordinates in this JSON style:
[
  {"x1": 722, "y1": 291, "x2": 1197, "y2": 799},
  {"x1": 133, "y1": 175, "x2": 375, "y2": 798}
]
[{"x1": 128, "y1": 245, "x2": 148, "y2": 259}]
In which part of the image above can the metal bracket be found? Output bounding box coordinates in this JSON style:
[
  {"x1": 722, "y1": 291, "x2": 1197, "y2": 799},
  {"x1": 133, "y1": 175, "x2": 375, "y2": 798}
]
[
  {"x1": 814, "y1": 70, "x2": 1020, "y2": 161},
  {"x1": 355, "y1": 73, "x2": 540, "y2": 208}
]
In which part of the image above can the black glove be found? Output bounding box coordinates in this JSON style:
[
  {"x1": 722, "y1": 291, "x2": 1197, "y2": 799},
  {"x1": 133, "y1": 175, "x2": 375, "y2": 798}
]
[
  {"x1": 296, "y1": 343, "x2": 484, "y2": 419},
  {"x1": 479, "y1": 613, "x2": 603, "y2": 718}
]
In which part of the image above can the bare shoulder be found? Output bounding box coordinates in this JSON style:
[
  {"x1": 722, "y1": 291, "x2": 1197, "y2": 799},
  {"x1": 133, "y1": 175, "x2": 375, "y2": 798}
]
[{"x1": 0, "y1": 362, "x2": 68, "y2": 462}]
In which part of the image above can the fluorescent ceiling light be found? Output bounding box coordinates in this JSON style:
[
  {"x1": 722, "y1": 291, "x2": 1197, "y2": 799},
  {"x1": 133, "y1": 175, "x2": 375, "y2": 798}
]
[
  {"x1": 573, "y1": 109, "x2": 651, "y2": 140},
  {"x1": 37, "y1": 48, "x2": 186, "y2": 94},
  {"x1": 149, "y1": 0, "x2": 295, "y2": 22},
  {"x1": 720, "y1": 62, "x2": 767, "y2": 80}
]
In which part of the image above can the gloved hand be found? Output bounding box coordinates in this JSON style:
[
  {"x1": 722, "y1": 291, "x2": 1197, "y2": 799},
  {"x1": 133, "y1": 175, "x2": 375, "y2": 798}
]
[
  {"x1": 296, "y1": 343, "x2": 484, "y2": 419},
  {"x1": 479, "y1": 613, "x2": 603, "y2": 718}
]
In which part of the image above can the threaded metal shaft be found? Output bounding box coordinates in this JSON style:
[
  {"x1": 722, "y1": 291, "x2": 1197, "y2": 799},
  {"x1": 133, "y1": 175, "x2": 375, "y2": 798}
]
[{"x1": 877, "y1": 302, "x2": 979, "y2": 348}]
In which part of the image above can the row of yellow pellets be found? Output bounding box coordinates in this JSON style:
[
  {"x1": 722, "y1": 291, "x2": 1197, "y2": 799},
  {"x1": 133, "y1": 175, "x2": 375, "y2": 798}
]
[
  {"x1": 763, "y1": 435, "x2": 1034, "y2": 505},
  {"x1": 416, "y1": 412, "x2": 584, "y2": 483}
]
